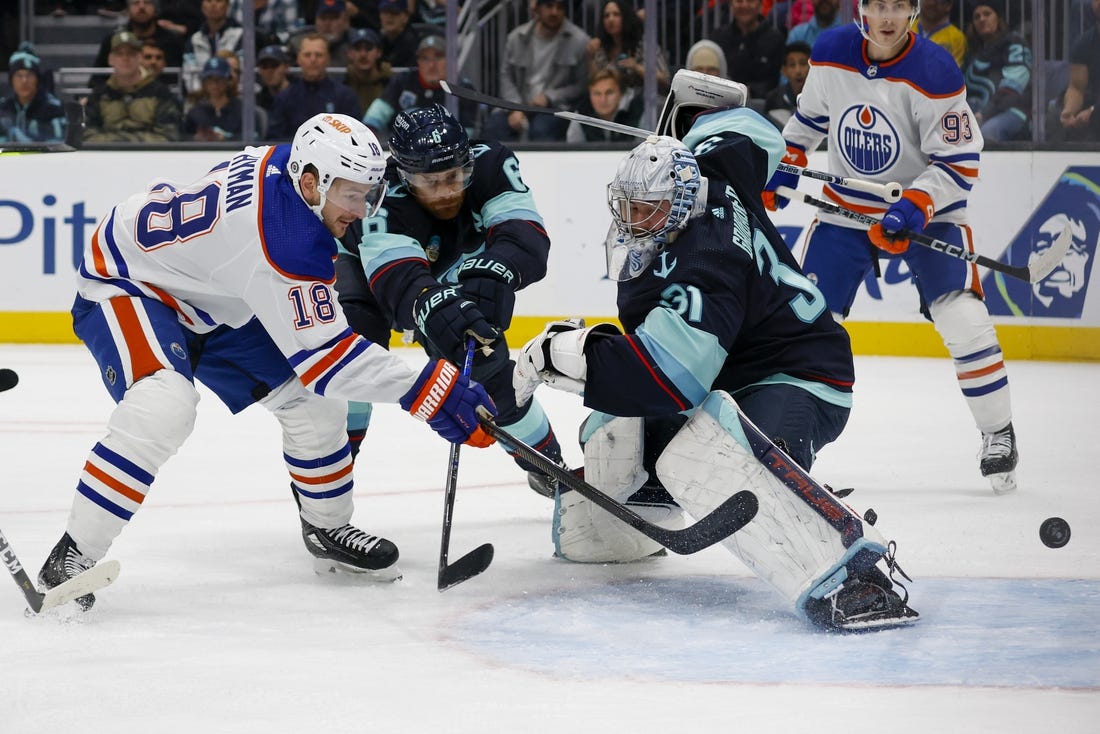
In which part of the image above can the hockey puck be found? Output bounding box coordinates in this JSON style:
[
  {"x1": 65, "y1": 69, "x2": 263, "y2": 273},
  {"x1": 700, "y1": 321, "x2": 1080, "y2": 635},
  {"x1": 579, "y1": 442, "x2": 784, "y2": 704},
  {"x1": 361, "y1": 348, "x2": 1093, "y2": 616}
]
[{"x1": 1039, "y1": 517, "x2": 1071, "y2": 548}]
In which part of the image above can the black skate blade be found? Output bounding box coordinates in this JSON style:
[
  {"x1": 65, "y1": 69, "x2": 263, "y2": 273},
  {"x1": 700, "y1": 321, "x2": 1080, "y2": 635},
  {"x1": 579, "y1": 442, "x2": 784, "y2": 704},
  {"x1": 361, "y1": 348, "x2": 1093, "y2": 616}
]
[
  {"x1": 438, "y1": 543, "x2": 494, "y2": 591},
  {"x1": 311, "y1": 557, "x2": 403, "y2": 583},
  {"x1": 37, "y1": 560, "x2": 120, "y2": 613},
  {"x1": 834, "y1": 607, "x2": 921, "y2": 633}
]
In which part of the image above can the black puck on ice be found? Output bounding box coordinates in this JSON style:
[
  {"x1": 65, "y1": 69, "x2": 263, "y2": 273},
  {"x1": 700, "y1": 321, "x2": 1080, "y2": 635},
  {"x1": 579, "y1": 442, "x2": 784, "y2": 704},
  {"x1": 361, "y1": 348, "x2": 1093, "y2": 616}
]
[{"x1": 1039, "y1": 517, "x2": 1071, "y2": 548}]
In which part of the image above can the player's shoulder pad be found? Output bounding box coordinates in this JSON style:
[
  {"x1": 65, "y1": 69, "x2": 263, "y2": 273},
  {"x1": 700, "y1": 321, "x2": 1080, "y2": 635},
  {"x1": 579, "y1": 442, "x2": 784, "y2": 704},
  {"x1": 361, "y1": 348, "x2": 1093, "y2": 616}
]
[
  {"x1": 809, "y1": 23, "x2": 864, "y2": 67},
  {"x1": 892, "y1": 34, "x2": 965, "y2": 97},
  {"x1": 470, "y1": 139, "x2": 513, "y2": 168},
  {"x1": 259, "y1": 150, "x2": 339, "y2": 282}
]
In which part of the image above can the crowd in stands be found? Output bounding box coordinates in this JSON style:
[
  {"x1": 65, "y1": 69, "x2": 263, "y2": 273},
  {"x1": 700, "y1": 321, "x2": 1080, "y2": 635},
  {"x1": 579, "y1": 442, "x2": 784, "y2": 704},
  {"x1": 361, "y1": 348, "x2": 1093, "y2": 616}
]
[{"x1": 2, "y1": 0, "x2": 1099, "y2": 145}]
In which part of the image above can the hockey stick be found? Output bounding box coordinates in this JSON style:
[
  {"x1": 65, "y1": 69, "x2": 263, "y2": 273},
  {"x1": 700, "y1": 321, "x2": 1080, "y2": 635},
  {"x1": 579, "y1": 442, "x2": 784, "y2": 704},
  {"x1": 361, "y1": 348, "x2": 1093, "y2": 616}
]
[
  {"x1": 0, "y1": 528, "x2": 120, "y2": 614},
  {"x1": 437, "y1": 339, "x2": 494, "y2": 591},
  {"x1": 777, "y1": 186, "x2": 1072, "y2": 285},
  {"x1": 439, "y1": 81, "x2": 902, "y2": 202},
  {"x1": 479, "y1": 419, "x2": 759, "y2": 555}
]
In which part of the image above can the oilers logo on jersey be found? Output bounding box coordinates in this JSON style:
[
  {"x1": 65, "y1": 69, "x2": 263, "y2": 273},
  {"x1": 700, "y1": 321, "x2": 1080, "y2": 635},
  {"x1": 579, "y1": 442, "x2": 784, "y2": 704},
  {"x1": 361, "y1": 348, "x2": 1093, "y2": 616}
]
[{"x1": 837, "y1": 105, "x2": 899, "y2": 176}]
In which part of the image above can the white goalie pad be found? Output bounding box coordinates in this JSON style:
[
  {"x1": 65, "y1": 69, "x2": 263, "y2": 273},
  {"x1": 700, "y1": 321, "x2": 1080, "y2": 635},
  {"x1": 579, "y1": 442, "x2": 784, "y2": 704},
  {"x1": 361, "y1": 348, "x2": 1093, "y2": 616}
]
[
  {"x1": 553, "y1": 414, "x2": 682, "y2": 563},
  {"x1": 656, "y1": 391, "x2": 888, "y2": 616}
]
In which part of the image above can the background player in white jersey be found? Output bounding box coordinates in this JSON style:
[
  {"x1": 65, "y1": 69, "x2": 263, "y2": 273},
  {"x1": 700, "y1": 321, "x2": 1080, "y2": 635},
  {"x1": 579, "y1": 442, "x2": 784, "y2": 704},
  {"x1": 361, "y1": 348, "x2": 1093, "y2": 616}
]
[
  {"x1": 763, "y1": 0, "x2": 1019, "y2": 494},
  {"x1": 37, "y1": 114, "x2": 498, "y2": 609}
]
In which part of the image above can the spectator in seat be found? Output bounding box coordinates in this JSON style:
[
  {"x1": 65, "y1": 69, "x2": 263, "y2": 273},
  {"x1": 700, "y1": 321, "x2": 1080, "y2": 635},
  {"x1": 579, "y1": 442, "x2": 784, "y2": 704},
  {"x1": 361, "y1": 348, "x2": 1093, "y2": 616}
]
[
  {"x1": 93, "y1": 0, "x2": 186, "y2": 73},
  {"x1": 183, "y1": 55, "x2": 247, "y2": 141},
  {"x1": 565, "y1": 67, "x2": 643, "y2": 143},
  {"x1": 483, "y1": 0, "x2": 589, "y2": 143},
  {"x1": 963, "y1": 0, "x2": 1032, "y2": 142},
  {"x1": 586, "y1": 1, "x2": 669, "y2": 95},
  {"x1": 84, "y1": 30, "x2": 181, "y2": 143},
  {"x1": 0, "y1": 45, "x2": 68, "y2": 144},
  {"x1": 362, "y1": 33, "x2": 479, "y2": 142},
  {"x1": 378, "y1": 0, "x2": 421, "y2": 68},
  {"x1": 710, "y1": 0, "x2": 786, "y2": 101},
  {"x1": 684, "y1": 40, "x2": 728, "y2": 79},
  {"x1": 915, "y1": 0, "x2": 966, "y2": 67},
  {"x1": 787, "y1": 0, "x2": 842, "y2": 49},
  {"x1": 256, "y1": 44, "x2": 291, "y2": 112},
  {"x1": 1059, "y1": 0, "x2": 1100, "y2": 141},
  {"x1": 765, "y1": 41, "x2": 811, "y2": 128},
  {"x1": 268, "y1": 32, "x2": 360, "y2": 140},
  {"x1": 345, "y1": 27, "x2": 393, "y2": 113},
  {"x1": 182, "y1": 0, "x2": 245, "y2": 97},
  {"x1": 230, "y1": 0, "x2": 301, "y2": 48}
]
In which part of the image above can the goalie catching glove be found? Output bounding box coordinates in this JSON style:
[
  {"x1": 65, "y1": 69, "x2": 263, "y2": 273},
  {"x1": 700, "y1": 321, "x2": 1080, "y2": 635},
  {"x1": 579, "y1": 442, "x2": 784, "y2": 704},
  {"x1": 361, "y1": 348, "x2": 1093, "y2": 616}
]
[
  {"x1": 413, "y1": 285, "x2": 499, "y2": 364},
  {"x1": 400, "y1": 360, "x2": 497, "y2": 447},
  {"x1": 867, "y1": 189, "x2": 934, "y2": 255},
  {"x1": 513, "y1": 318, "x2": 622, "y2": 405},
  {"x1": 456, "y1": 255, "x2": 518, "y2": 330}
]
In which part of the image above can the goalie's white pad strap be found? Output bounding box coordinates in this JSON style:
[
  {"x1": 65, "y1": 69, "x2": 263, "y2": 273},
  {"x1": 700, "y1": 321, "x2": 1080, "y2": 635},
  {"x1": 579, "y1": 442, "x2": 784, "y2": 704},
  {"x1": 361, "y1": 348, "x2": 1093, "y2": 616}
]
[
  {"x1": 656, "y1": 391, "x2": 887, "y2": 613},
  {"x1": 553, "y1": 414, "x2": 671, "y2": 563},
  {"x1": 548, "y1": 324, "x2": 620, "y2": 381}
]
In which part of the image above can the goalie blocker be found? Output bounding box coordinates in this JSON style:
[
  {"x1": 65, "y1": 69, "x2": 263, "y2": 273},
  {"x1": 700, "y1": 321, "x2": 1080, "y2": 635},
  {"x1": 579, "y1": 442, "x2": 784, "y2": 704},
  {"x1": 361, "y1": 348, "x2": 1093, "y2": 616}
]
[{"x1": 556, "y1": 391, "x2": 918, "y2": 632}]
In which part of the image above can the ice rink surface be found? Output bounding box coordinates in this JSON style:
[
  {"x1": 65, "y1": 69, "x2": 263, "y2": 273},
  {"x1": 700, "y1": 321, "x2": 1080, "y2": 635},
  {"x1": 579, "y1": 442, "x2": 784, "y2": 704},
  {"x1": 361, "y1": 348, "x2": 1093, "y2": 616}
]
[{"x1": 1, "y1": 344, "x2": 1097, "y2": 733}]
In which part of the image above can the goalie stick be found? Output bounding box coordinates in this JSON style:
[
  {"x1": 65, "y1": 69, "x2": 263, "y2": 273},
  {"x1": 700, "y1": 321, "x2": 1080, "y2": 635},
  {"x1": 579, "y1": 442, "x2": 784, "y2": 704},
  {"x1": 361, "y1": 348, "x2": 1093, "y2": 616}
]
[
  {"x1": 437, "y1": 339, "x2": 494, "y2": 591},
  {"x1": 438, "y1": 81, "x2": 902, "y2": 202},
  {"x1": 777, "y1": 186, "x2": 1072, "y2": 285},
  {"x1": 479, "y1": 419, "x2": 759, "y2": 555},
  {"x1": 0, "y1": 528, "x2": 120, "y2": 614}
]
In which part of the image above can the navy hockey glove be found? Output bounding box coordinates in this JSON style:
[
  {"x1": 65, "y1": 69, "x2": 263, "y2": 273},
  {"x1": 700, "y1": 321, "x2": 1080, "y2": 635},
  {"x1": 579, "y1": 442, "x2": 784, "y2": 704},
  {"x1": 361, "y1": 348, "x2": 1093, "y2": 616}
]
[
  {"x1": 762, "y1": 145, "x2": 806, "y2": 211},
  {"x1": 413, "y1": 285, "x2": 500, "y2": 364},
  {"x1": 868, "y1": 189, "x2": 934, "y2": 255},
  {"x1": 400, "y1": 360, "x2": 497, "y2": 447},
  {"x1": 456, "y1": 256, "x2": 518, "y2": 330}
]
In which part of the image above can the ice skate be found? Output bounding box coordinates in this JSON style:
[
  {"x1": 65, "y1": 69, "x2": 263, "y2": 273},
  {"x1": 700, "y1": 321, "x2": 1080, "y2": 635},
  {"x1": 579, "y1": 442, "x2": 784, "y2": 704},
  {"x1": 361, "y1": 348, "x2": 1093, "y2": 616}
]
[
  {"x1": 980, "y1": 422, "x2": 1018, "y2": 495},
  {"x1": 37, "y1": 533, "x2": 98, "y2": 611},
  {"x1": 804, "y1": 568, "x2": 920, "y2": 632},
  {"x1": 301, "y1": 520, "x2": 402, "y2": 582}
]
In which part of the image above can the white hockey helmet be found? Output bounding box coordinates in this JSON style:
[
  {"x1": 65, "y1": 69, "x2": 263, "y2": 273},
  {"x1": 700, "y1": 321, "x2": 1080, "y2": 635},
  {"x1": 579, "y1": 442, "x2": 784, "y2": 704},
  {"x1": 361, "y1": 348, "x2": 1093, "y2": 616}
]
[
  {"x1": 856, "y1": 0, "x2": 920, "y2": 48},
  {"x1": 288, "y1": 113, "x2": 387, "y2": 220},
  {"x1": 605, "y1": 135, "x2": 708, "y2": 281},
  {"x1": 656, "y1": 68, "x2": 749, "y2": 140}
]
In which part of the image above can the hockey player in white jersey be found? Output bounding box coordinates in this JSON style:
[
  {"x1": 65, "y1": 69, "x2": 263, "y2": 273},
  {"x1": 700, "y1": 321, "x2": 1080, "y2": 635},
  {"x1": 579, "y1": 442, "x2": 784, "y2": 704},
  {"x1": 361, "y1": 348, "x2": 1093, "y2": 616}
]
[
  {"x1": 37, "y1": 113, "x2": 498, "y2": 609},
  {"x1": 763, "y1": 0, "x2": 1020, "y2": 494}
]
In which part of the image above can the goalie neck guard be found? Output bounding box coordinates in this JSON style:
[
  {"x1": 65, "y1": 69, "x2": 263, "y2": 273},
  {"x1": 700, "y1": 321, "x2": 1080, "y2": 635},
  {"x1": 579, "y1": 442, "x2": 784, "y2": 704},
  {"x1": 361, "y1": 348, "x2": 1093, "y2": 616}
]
[{"x1": 656, "y1": 69, "x2": 749, "y2": 140}]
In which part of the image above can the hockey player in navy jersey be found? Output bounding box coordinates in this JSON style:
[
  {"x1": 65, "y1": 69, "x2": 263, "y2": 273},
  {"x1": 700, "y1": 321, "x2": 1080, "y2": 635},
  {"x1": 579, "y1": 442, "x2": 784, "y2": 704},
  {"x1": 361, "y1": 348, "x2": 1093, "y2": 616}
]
[
  {"x1": 37, "y1": 113, "x2": 498, "y2": 609},
  {"x1": 763, "y1": 0, "x2": 1019, "y2": 494},
  {"x1": 513, "y1": 70, "x2": 919, "y2": 631},
  {"x1": 337, "y1": 104, "x2": 566, "y2": 496}
]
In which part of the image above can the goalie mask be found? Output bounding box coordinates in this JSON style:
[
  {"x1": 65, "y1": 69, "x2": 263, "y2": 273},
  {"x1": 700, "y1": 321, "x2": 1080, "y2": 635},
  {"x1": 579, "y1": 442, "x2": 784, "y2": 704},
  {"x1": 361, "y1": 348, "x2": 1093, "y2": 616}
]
[
  {"x1": 288, "y1": 113, "x2": 387, "y2": 221},
  {"x1": 656, "y1": 69, "x2": 749, "y2": 140},
  {"x1": 605, "y1": 135, "x2": 707, "y2": 281}
]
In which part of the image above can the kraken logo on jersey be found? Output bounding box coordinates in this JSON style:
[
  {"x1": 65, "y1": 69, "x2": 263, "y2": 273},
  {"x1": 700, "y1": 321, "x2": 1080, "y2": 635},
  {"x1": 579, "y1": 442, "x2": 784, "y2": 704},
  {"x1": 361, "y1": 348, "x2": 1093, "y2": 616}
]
[{"x1": 837, "y1": 105, "x2": 899, "y2": 176}]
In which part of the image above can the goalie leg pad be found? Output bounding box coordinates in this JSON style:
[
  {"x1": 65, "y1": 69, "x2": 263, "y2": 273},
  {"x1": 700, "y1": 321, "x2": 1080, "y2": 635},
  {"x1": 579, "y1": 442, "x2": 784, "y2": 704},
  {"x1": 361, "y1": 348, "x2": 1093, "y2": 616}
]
[
  {"x1": 553, "y1": 413, "x2": 680, "y2": 563},
  {"x1": 262, "y1": 377, "x2": 355, "y2": 529},
  {"x1": 656, "y1": 391, "x2": 888, "y2": 617}
]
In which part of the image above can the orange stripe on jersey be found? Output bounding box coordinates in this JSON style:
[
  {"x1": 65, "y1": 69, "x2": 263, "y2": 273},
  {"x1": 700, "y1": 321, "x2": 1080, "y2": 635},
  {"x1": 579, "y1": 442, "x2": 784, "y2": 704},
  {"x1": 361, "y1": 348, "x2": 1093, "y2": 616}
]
[
  {"x1": 957, "y1": 361, "x2": 1004, "y2": 380},
  {"x1": 143, "y1": 282, "x2": 195, "y2": 326},
  {"x1": 944, "y1": 162, "x2": 979, "y2": 177},
  {"x1": 960, "y1": 224, "x2": 983, "y2": 297},
  {"x1": 289, "y1": 463, "x2": 354, "y2": 485},
  {"x1": 90, "y1": 220, "x2": 110, "y2": 277},
  {"x1": 110, "y1": 298, "x2": 166, "y2": 382},
  {"x1": 824, "y1": 186, "x2": 887, "y2": 215},
  {"x1": 299, "y1": 332, "x2": 359, "y2": 386},
  {"x1": 84, "y1": 460, "x2": 146, "y2": 504}
]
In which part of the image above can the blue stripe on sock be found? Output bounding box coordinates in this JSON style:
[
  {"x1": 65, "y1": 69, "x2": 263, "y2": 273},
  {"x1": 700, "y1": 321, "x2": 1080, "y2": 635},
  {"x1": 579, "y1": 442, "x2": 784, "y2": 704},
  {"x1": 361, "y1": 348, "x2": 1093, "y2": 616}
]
[
  {"x1": 76, "y1": 480, "x2": 134, "y2": 520},
  {"x1": 293, "y1": 480, "x2": 353, "y2": 500},
  {"x1": 91, "y1": 442, "x2": 155, "y2": 485},
  {"x1": 962, "y1": 376, "x2": 1009, "y2": 397}
]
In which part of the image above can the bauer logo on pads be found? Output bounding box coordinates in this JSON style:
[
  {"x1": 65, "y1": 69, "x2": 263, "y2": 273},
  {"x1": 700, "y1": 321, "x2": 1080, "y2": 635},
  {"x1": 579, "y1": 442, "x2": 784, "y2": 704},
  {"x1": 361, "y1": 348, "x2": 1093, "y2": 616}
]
[{"x1": 982, "y1": 166, "x2": 1099, "y2": 319}]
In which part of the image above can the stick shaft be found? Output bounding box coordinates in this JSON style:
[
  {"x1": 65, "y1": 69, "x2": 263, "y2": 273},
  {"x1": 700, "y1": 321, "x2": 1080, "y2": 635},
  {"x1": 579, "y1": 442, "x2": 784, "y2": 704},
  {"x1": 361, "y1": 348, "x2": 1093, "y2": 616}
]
[{"x1": 0, "y1": 528, "x2": 45, "y2": 613}]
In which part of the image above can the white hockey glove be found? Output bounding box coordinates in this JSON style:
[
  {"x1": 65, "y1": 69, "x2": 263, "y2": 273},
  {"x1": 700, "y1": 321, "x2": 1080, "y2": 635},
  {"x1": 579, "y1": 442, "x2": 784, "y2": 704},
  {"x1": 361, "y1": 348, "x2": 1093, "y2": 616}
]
[{"x1": 513, "y1": 318, "x2": 622, "y2": 405}]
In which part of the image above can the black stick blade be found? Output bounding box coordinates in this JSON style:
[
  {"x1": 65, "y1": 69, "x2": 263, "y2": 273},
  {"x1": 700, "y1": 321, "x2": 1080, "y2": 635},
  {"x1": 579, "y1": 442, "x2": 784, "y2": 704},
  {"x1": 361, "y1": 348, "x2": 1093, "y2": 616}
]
[{"x1": 438, "y1": 543, "x2": 495, "y2": 591}]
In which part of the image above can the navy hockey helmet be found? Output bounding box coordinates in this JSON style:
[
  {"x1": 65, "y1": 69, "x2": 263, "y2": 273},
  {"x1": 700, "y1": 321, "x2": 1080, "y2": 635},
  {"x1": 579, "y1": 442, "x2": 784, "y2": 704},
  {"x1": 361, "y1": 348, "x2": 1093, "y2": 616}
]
[{"x1": 389, "y1": 104, "x2": 474, "y2": 189}]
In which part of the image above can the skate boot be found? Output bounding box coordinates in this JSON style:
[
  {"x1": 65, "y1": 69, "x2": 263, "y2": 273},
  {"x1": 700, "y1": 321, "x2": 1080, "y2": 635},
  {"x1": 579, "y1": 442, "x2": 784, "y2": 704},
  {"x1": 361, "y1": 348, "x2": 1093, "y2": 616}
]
[
  {"x1": 300, "y1": 519, "x2": 402, "y2": 581},
  {"x1": 37, "y1": 533, "x2": 97, "y2": 611},
  {"x1": 804, "y1": 565, "x2": 919, "y2": 632},
  {"x1": 979, "y1": 422, "x2": 1018, "y2": 495}
]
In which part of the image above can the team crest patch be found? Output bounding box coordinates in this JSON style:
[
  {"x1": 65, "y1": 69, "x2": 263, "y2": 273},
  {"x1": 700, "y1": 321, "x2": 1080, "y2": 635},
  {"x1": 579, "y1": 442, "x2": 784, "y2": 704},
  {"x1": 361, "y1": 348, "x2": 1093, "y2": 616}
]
[
  {"x1": 170, "y1": 342, "x2": 186, "y2": 361},
  {"x1": 105, "y1": 365, "x2": 117, "y2": 386},
  {"x1": 837, "y1": 104, "x2": 900, "y2": 176},
  {"x1": 399, "y1": 90, "x2": 419, "y2": 110}
]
